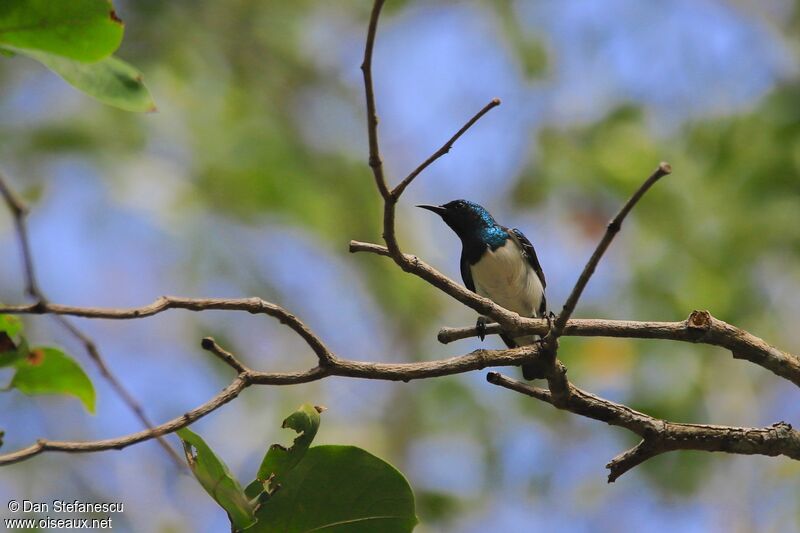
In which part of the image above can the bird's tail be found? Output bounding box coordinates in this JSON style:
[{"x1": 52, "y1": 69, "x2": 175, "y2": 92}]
[{"x1": 521, "y1": 360, "x2": 540, "y2": 380}]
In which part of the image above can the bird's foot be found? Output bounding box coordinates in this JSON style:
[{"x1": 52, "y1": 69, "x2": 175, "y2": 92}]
[
  {"x1": 475, "y1": 316, "x2": 488, "y2": 342},
  {"x1": 547, "y1": 310, "x2": 556, "y2": 328}
]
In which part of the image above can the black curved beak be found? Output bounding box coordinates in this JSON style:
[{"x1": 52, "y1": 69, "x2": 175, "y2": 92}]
[{"x1": 416, "y1": 204, "x2": 448, "y2": 216}]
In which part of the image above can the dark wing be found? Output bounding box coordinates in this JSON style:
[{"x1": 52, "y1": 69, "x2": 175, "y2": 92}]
[
  {"x1": 459, "y1": 250, "x2": 475, "y2": 293},
  {"x1": 508, "y1": 227, "x2": 547, "y2": 316}
]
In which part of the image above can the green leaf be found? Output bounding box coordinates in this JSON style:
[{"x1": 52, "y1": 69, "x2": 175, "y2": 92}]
[
  {"x1": 246, "y1": 404, "x2": 322, "y2": 498},
  {"x1": 9, "y1": 347, "x2": 95, "y2": 413},
  {"x1": 1, "y1": 336, "x2": 30, "y2": 369},
  {"x1": 18, "y1": 50, "x2": 156, "y2": 112},
  {"x1": 0, "y1": 315, "x2": 23, "y2": 338},
  {"x1": 0, "y1": 336, "x2": 22, "y2": 368},
  {"x1": 177, "y1": 427, "x2": 256, "y2": 531},
  {"x1": 0, "y1": 315, "x2": 23, "y2": 368},
  {"x1": 0, "y1": 0, "x2": 123, "y2": 61},
  {"x1": 251, "y1": 445, "x2": 418, "y2": 533}
]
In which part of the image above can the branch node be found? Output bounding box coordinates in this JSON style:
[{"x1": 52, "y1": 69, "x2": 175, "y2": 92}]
[{"x1": 687, "y1": 310, "x2": 712, "y2": 330}]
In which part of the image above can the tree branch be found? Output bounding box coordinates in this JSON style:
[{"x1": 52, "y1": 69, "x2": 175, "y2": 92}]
[
  {"x1": 486, "y1": 372, "x2": 800, "y2": 482},
  {"x1": 0, "y1": 340, "x2": 544, "y2": 465},
  {"x1": 437, "y1": 310, "x2": 800, "y2": 387},
  {"x1": 0, "y1": 171, "x2": 183, "y2": 468},
  {"x1": 0, "y1": 296, "x2": 336, "y2": 366}
]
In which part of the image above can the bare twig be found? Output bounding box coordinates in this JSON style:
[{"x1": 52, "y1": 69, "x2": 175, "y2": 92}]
[
  {"x1": 533, "y1": 162, "x2": 672, "y2": 400},
  {"x1": 486, "y1": 372, "x2": 800, "y2": 482},
  {"x1": 361, "y1": 0, "x2": 391, "y2": 202},
  {"x1": 358, "y1": 0, "x2": 501, "y2": 277},
  {"x1": 201, "y1": 337, "x2": 249, "y2": 374},
  {"x1": 0, "y1": 171, "x2": 183, "y2": 468},
  {"x1": 0, "y1": 375, "x2": 249, "y2": 466},
  {"x1": 0, "y1": 175, "x2": 40, "y2": 298},
  {"x1": 392, "y1": 98, "x2": 501, "y2": 199},
  {"x1": 549, "y1": 162, "x2": 673, "y2": 339}
]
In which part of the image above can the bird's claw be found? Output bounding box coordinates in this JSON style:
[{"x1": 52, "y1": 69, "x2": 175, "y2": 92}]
[{"x1": 476, "y1": 316, "x2": 488, "y2": 342}]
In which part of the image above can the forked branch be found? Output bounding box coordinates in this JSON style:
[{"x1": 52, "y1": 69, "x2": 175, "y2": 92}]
[
  {"x1": 486, "y1": 372, "x2": 800, "y2": 482},
  {"x1": 0, "y1": 172, "x2": 183, "y2": 468}
]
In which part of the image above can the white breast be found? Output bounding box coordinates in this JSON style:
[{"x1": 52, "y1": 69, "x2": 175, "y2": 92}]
[{"x1": 470, "y1": 239, "x2": 544, "y2": 319}]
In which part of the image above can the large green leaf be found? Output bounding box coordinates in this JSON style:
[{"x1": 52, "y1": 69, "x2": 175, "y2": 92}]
[
  {"x1": 0, "y1": 0, "x2": 123, "y2": 61},
  {"x1": 9, "y1": 347, "x2": 95, "y2": 413},
  {"x1": 251, "y1": 445, "x2": 418, "y2": 533},
  {"x1": 18, "y1": 50, "x2": 155, "y2": 112},
  {"x1": 177, "y1": 427, "x2": 256, "y2": 531},
  {"x1": 245, "y1": 404, "x2": 321, "y2": 498}
]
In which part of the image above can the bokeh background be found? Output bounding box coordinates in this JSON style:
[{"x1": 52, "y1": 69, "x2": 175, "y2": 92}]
[{"x1": 1, "y1": 0, "x2": 800, "y2": 531}]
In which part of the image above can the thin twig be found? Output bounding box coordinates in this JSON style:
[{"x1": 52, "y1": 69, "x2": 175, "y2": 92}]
[
  {"x1": 536, "y1": 162, "x2": 672, "y2": 399},
  {"x1": 201, "y1": 337, "x2": 250, "y2": 374},
  {"x1": 361, "y1": 0, "x2": 391, "y2": 202},
  {"x1": 486, "y1": 372, "x2": 800, "y2": 482},
  {"x1": 0, "y1": 171, "x2": 184, "y2": 468},
  {"x1": 551, "y1": 162, "x2": 672, "y2": 338},
  {"x1": 0, "y1": 376, "x2": 249, "y2": 466},
  {"x1": 392, "y1": 98, "x2": 501, "y2": 199},
  {"x1": 0, "y1": 176, "x2": 39, "y2": 298}
]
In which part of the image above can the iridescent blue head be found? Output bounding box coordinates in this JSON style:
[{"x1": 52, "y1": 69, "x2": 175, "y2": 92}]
[{"x1": 417, "y1": 199, "x2": 509, "y2": 250}]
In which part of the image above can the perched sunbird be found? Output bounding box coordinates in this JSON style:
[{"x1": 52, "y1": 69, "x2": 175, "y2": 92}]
[{"x1": 419, "y1": 200, "x2": 547, "y2": 379}]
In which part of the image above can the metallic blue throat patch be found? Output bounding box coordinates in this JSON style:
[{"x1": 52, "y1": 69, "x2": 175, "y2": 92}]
[{"x1": 479, "y1": 225, "x2": 509, "y2": 250}]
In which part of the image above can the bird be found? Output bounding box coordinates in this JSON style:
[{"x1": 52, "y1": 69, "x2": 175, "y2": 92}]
[{"x1": 418, "y1": 199, "x2": 547, "y2": 380}]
